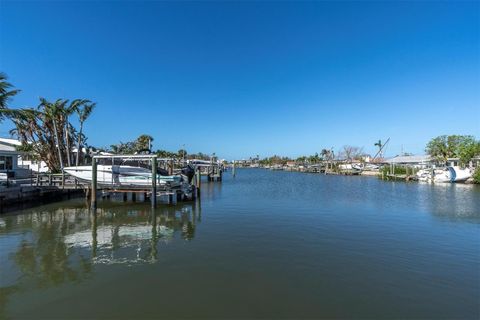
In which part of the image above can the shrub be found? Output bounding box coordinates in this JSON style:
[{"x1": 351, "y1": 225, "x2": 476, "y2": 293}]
[{"x1": 473, "y1": 167, "x2": 480, "y2": 184}]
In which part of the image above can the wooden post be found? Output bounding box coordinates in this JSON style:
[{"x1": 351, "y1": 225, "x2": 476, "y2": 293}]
[
  {"x1": 151, "y1": 156, "x2": 157, "y2": 208},
  {"x1": 232, "y1": 161, "x2": 236, "y2": 177},
  {"x1": 196, "y1": 168, "x2": 201, "y2": 197},
  {"x1": 150, "y1": 208, "x2": 158, "y2": 261},
  {"x1": 168, "y1": 159, "x2": 173, "y2": 175},
  {"x1": 91, "y1": 210, "x2": 97, "y2": 258},
  {"x1": 91, "y1": 159, "x2": 97, "y2": 210}
]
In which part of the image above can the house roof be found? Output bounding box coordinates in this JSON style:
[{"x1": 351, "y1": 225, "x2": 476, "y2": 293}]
[
  {"x1": 0, "y1": 137, "x2": 22, "y2": 153},
  {"x1": 385, "y1": 154, "x2": 432, "y2": 164},
  {"x1": 0, "y1": 137, "x2": 22, "y2": 146}
]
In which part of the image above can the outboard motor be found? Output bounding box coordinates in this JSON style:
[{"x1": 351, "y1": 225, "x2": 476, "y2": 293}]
[
  {"x1": 181, "y1": 165, "x2": 195, "y2": 183},
  {"x1": 157, "y1": 167, "x2": 169, "y2": 176}
]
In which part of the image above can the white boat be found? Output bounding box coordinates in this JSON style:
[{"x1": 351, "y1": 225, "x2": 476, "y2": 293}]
[
  {"x1": 416, "y1": 166, "x2": 472, "y2": 183},
  {"x1": 445, "y1": 166, "x2": 472, "y2": 183},
  {"x1": 64, "y1": 165, "x2": 182, "y2": 187},
  {"x1": 338, "y1": 163, "x2": 363, "y2": 174}
]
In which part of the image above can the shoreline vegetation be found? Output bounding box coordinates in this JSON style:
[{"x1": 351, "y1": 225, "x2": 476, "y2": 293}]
[
  {"x1": 0, "y1": 73, "x2": 216, "y2": 169},
  {"x1": 233, "y1": 134, "x2": 480, "y2": 184},
  {"x1": 234, "y1": 137, "x2": 480, "y2": 184},
  {"x1": 1, "y1": 73, "x2": 479, "y2": 184}
]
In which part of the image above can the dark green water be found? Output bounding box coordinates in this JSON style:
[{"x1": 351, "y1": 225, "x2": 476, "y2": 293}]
[{"x1": 1, "y1": 169, "x2": 479, "y2": 319}]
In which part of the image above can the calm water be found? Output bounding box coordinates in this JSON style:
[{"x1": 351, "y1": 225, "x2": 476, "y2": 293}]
[{"x1": 1, "y1": 169, "x2": 479, "y2": 319}]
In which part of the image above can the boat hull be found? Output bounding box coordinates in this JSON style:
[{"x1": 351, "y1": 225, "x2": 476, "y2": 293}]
[{"x1": 64, "y1": 165, "x2": 182, "y2": 187}]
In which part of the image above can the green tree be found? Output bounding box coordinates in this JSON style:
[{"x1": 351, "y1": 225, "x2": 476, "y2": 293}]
[
  {"x1": 110, "y1": 134, "x2": 153, "y2": 155},
  {"x1": 0, "y1": 72, "x2": 20, "y2": 121},
  {"x1": 177, "y1": 149, "x2": 187, "y2": 160},
  {"x1": 473, "y1": 168, "x2": 480, "y2": 184},
  {"x1": 426, "y1": 135, "x2": 479, "y2": 164},
  {"x1": 457, "y1": 138, "x2": 480, "y2": 165},
  {"x1": 6, "y1": 98, "x2": 95, "y2": 172},
  {"x1": 74, "y1": 100, "x2": 96, "y2": 166},
  {"x1": 135, "y1": 134, "x2": 153, "y2": 152}
]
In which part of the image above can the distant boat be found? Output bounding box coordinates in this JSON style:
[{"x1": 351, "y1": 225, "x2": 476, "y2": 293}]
[
  {"x1": 416, "y1": 166, "x2": 472, "y2": 183},
  {"x1": 338, "y1": 163, "x2": 363, "y2": 174},
  {"x1": 64, "y1": 165, "x2": 182, "y2": 187},
  {"x1": 187, "y1": 159, "x2": 221, "y2": 167}
]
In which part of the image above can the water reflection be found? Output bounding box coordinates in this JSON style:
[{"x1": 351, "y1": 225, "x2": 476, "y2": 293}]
[
  {"x1": 0, "y1": 199, "x2": 201, "y2": 317},
  {"x1": 82, "y1": 203, "x2": 200, "y2": 265}
]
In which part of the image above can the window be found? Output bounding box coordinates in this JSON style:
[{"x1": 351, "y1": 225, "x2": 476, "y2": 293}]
[{"x1": 0, "y1": 156, "x2": 13, "y2": 170}]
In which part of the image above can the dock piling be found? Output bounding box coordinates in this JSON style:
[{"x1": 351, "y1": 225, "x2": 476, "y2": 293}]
[
  {"x1": 90, "y1": 159, "x2": 97, "y2": 210},
  {"x1": 196, "y1": 168, "x2": 201, "y2": 197},
  {"x1": 151, "y1": 156, "x2": 157, "y2": 208}
]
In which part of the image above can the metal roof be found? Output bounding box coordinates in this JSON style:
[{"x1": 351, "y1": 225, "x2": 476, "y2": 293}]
[{"x1": 385, "y1": 155, "x2": 432, "y2": 164}]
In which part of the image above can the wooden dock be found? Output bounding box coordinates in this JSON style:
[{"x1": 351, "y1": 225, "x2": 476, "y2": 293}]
[
  {"x1": 0, "y1": 154, "x2": 227, "y2": 213},
  {"x1": 0, "y1": 158, "x2": 203, "y2": 213}
]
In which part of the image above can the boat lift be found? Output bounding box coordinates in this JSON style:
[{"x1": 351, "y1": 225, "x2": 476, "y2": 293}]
[{"x1": 89, "y1": 155, "x2": 199, "y2": 210}]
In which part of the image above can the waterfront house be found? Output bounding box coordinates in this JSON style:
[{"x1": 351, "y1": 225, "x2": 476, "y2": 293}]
[
  {"x1": 0, "y1": 137, "x2": 20, "y2": 178},
  {"x1": 385, "y1": 154, "x2": 480, "y2": 169},
  {"x1": 446, "y1": 157, "x2": 480, "y2": 168},
  {"x1": 0, "y1": 137, "x2": 48, "y2": 177}
]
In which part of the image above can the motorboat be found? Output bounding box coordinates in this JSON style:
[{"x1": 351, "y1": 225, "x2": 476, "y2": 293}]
[
  {"x1": 445, "y1": 166, "x2": 472, "y2": 183},
  {"x1": 64, "y1": 165, "x2": 182, "y2": 187},
  {"x1": 416, "y1": 166, "x2": 472, "y2": 183},
  {"x1": 338, "y1": 163, "x2": 363, "y2": 174}
]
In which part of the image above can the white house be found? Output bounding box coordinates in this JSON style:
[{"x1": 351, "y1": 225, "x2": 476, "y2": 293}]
[
  {"x1": 0, "y1": 137, "x2": 48, "y2": 178},
  {"x1": 0, "y1": 137, "x2": 21, "y2": 178}
]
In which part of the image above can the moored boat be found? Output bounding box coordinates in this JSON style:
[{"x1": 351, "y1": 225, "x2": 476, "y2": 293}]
[
  {"x1": 416, "y1": 166, "x2": 472, "y2": 183},
  {"x1": 64, "y1": 165, "x2": 182, "y2": 187}
]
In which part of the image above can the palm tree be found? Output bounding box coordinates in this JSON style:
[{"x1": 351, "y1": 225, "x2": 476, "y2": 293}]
[
  {"x1": 135, "y1": 134, "x2": 154, "y2": 153},
  {"x1": 75, "y1": 101, "x2": 95, "y2": 166},
  {"x1": 41, "y1": 98, "x2": 68, "y2": 170},
  {"x1": 0, "y1": 73, "x2": 20, "y2": 121},
  {"x1": 5, "y1": 96, "x2": 95, "y2": 172}
]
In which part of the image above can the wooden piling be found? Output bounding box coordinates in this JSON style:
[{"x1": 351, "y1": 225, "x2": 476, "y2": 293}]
[
  {"x1": 232, "y1": 161, "x2": 236, "y2": 177},
  {"x1": 196, "y1": 168, "x2": 201, "y2": 197},
  {"x1": 168, "y1": 159, "x2": 174, "y2": 175},
  {"x1": 151, "y1": 156, "x2": 157, "y2": 208},
  {"x1": 90, "y1": 159, "x2": 97, "y2": 210}
]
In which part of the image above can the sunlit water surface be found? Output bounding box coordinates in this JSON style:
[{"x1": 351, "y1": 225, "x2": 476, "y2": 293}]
[{"x1": 1, "y1": 169, "x2": 479, "y2": 319}]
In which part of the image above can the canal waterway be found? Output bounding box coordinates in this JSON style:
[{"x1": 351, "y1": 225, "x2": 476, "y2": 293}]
[{"x1": 1, "y1": 169, "x2": 479, "y2": 319}]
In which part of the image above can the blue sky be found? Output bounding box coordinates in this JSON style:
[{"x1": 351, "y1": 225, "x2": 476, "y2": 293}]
[{"x1": 1, "y1": 1, "x2": 479, "y2": 159}]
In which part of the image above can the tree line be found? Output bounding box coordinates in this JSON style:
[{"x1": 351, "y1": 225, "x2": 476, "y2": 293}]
[
  {"x1": 0, "y1": 73, "x2": 213, "y2": 173},
  {"x1": 107, "y1": 134, "x2": 212, "y2": 160},
  {"x1": 258, "y1": 136, "x2": 480, "y2": 167},
  {"x1": 258, "y1": 146, "x2": 362, "y2": 166},
  {"x1": 1, "y1": 73, "x2": 95, "y2": 172}
]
